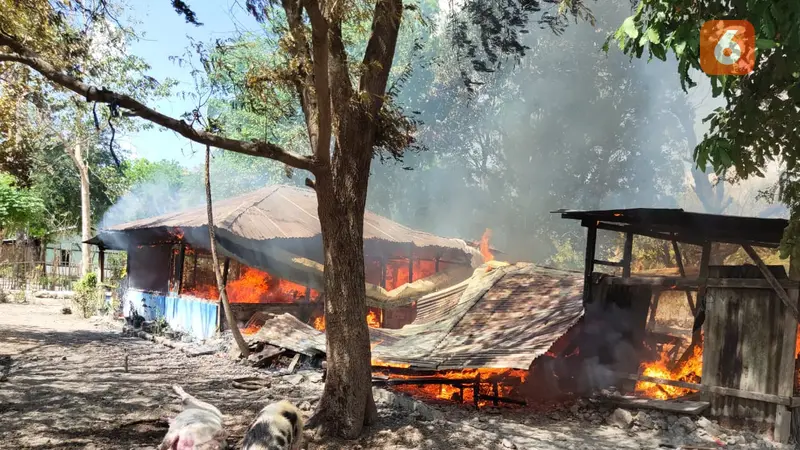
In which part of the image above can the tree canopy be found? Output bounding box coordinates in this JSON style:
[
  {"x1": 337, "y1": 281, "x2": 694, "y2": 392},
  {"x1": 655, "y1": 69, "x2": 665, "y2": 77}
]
[{"x1": 608, "y1": 0, "x2": 800, "y2": 258}]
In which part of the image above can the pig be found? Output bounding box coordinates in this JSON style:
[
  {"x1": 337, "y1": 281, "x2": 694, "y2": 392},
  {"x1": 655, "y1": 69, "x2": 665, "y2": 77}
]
[
  {"x1": 158, "y1": 385, "x2": 228, "y2": 450},
  {"x1": 241, "y1": 400, "x2": 304, "y2": 450}
]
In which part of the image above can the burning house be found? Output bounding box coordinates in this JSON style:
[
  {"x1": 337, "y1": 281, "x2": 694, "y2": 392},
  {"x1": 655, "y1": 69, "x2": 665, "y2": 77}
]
[
  {"x1": 242, "y1": 206, "x2": 800, "y2": 443},
  {"x1": 248, "y1": 261, "x2": 587, "y2": 408},
  {"x1": 555, "y1": 208, "x2": 800, "y2": 443},
  {"x1": 85, "y1": 185, "x2": 485, "y2": 340}
]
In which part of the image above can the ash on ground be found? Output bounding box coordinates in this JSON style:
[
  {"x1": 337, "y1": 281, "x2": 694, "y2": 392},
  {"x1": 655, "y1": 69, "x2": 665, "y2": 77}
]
[{"x1": 0, "y1": 301, "x2": 793, "y2": 450}]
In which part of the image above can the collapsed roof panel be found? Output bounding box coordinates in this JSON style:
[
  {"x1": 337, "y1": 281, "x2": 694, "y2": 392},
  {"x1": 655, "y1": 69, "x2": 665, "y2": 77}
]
[{"x1": 247, "y1": 263, "x2": 585, "y2": 371}]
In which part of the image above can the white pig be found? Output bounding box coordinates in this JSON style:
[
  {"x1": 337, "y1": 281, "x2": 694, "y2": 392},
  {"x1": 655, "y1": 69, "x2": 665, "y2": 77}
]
[{"x1": 158, "y1": 385, "x2": 228, "y2": 450}]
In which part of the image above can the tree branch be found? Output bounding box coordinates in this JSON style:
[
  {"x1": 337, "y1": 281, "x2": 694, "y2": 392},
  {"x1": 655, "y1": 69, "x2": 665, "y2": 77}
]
[
  {"x1": 359, "y1": 0, "x2": 403, "y2": 115},
  {"x1": 328, "y1": 21, "x2": 354, "y2": 120},
  {"x1": 280, "y1": 0, "x2": 321, "y2": 162},
  {"x1": 0, "y1": 38, "x2": 315, "y2": 172},
  {"x1": 304, "y1": 0, "x2": 332, "y2": 167}
]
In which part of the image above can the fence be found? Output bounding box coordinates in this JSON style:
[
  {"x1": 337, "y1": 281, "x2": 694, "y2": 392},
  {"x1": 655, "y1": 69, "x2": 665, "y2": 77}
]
[{"x1": 0, "y1": 258, "x2": 124, "y2": 292}]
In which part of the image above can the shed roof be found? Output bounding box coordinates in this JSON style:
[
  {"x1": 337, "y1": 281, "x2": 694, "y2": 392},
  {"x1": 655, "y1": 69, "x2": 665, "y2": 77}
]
[
  {"x1": 90, "y1": 184, "x2": 479, "y2": 256},
  {"x1": 247, "y1": 263, "x2": 585, "y2": 370},
  {"x1": 555, "y1": 208, "x2": 788, "y2": 248}
]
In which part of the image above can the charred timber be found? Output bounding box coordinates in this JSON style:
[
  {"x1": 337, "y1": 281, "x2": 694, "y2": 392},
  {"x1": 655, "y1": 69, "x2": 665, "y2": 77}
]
[{"x1": 371, "y1": 376, "x2": 480, "y2": 387}]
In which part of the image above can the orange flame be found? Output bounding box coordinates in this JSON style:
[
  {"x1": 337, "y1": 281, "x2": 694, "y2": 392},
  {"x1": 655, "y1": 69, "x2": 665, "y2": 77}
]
[
  {"x1": 366, "y1": 310, "x2": 381, "y2": 328},
  {"x1": 383, "y1": 259, "x2": 436, "y2": 291},
  {"x1": 375, "y1": 367, "x2": 527, "y2": 406},
  {"x1": 172, "y1": 227, "x2": 185, "y2": 241},
  {"x1": 227, "y1": 267, "x2": 319, "y2": 304},
  {"x1": 311, "y1": 309, "x2": 383, "y2": 332},
  {"x1": 480, "y1": 228, "x2": 494, "y2": 263},
  {"x1": 635, "y1": 342, "x2": 703, "y2": 400},
  {"x1": 795, "y1": 324, "x2": 800, "y2": 358}
]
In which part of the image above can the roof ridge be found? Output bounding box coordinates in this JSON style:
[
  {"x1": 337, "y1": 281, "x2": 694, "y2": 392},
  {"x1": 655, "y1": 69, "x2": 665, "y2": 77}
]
[{"x1": 220, "y1": 184, "x2": 282, "y2": 227}]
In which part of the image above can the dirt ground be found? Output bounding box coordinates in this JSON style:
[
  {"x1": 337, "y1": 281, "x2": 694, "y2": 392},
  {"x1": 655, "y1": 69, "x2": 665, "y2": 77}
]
[{"x1": 0, "y1": 300, "x2": 792, "y2": 450}]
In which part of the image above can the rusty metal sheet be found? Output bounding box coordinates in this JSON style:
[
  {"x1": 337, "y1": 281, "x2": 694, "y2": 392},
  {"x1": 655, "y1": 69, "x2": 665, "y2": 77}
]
[
  {"x1": 251, "y1": 263, "x2": 584, "y2": 371},
  {"x1": 101, "y1": 185, "x2": 477, "y2": 253},
  {"x1": 433, "y1": 265, "x2": 584, "y2": 370},
  {"x1": 245, "y1": 313, "x2": 326, "y2": 356}
]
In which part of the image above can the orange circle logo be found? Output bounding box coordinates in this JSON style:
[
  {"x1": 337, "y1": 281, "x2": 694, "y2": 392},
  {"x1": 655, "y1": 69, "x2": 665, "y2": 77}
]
[{"x1": 700, "y1": 20, "x2": 756, "y2": 76}]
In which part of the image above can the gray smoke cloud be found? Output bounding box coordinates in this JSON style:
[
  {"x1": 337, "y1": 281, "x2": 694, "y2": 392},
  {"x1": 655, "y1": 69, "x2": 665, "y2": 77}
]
[{"x1": 368, "y1": 0, "x2": 785, "y2": 265}]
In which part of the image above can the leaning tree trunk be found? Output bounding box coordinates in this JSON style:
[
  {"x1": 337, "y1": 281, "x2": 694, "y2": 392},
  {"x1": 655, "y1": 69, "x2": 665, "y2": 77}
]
[
  {"x1": 68, "y1": 142, "x2": 92, "y2": 277},
  {"x1": 203, "y1": 146, "x2": 250, "y2": 358},
  {"x1": 306, "y1": 127, "x2": 377, "y2": 439}
]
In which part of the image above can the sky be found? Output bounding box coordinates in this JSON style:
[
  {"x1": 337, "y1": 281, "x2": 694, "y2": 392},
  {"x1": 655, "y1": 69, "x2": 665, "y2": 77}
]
[{"x1": 122, "y1": 0, "x2": 262, "y2": 167}]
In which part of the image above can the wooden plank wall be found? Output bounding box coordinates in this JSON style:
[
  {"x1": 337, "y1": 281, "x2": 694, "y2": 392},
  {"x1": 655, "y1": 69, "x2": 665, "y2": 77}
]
[{"x1": 703, "y1": 265, "x2": 797, "y2": 440}]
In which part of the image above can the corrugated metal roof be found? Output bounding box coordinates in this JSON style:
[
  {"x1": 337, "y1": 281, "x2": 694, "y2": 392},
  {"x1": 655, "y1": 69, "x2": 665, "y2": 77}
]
[
  {"x1": 103, "y1": 184, "x2": 475, "y2": 251},
  {"x1": 251, "y1": 263, "x2": 585, "y2": 370}
]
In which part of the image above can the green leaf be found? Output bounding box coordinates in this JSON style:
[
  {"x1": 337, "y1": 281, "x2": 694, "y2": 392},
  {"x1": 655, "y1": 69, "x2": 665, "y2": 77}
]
[
  {"x1": 651, "y1": 43, "x2": 667, "y2": 61},
  {"x1": 760, "y1": 13, "x2": 777, "y2": 38},
  {"x1": 621, "y1": 16, "x2": 639, "y2": 40},
  {"x1": 756, "y1": 39, "x2": 777, "y2": 50},
  {"x1": 646, "y1": 27, "x2": 661, "y2": 45},
  {"x1": 674, "y1": 41, "x2": 687, "y2": 57}
]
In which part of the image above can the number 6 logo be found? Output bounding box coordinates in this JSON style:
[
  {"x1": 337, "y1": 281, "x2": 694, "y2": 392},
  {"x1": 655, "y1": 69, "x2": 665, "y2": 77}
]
[
  {"x1": 700, "y1": 20, "x2": 755, "y2": 76},
  {"x1": 714, "y1": 29, "x2": 742, "y2": 65}
]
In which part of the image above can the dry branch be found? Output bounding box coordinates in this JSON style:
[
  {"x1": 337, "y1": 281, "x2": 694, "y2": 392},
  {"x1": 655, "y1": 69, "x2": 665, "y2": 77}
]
[{"x1": 0, "y1": 34, "x2": 314, "y2": 172}]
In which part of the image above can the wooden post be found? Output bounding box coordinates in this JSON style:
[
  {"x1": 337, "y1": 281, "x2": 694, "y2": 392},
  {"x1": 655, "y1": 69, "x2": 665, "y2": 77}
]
[
  {"x1": 695, "y1": 240, "x2": 712, "y2": 318},
  {"x1": 646, "y1": 292, "x2": 660, "y2": 331},
  {"x1": 672, "y1": 240, "x2": 697, "y2": 315},
  {"x1": 98, "y1": 247, "x2": 105, "y2": 283},
  {"x1": 125, "y1": 243, "x2": 131, "y2": 285},
  {"x1": 379, "y1": 257, "x2": 386, "y2": 289},
  {"x1": 583, "y1": 225, "x2": 597, "y2": 304},
  {"x1": 408, "y1": 243, "x2": 414, "y2": 284},
  {"x1": 622, "y1": 232, "x2": 633, "y2": 278},
  {"x1": 775, "y1": 286, "x2": 797, "y2": 443},
  {"x1": 192, "y1": 251, "x2": 198, "y2": 286},
  {"x1": 176, "y1": 244, "x2": 186, "y2": 295},
  {"x1": 218, "y1": 257, "x2": 230, "y2": 331},
  {"x1": 434, "y1": 253, "x2": 441, "y2": 273}
]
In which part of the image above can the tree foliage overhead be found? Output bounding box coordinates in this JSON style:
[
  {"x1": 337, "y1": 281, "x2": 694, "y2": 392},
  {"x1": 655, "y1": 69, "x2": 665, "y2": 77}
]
[{"x1": 606, "y1": 0, "x2": 800, "y2": 259}]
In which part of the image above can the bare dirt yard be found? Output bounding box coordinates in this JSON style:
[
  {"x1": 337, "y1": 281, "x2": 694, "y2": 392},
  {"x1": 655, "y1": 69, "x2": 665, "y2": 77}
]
[{"x1": 0, "y1": 300, "x2": 793, "y2": 450}]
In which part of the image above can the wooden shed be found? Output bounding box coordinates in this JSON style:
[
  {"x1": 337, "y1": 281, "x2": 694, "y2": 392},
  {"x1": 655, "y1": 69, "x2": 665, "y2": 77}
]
[{"x1": 556, "y1": 208, "x2": 799, "y2": 443}]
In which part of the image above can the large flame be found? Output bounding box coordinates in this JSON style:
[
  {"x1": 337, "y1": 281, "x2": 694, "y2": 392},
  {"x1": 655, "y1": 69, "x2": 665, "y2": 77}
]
[
  {"x1": 383, "y1": 259, "x2": 436, "y2": 291},
  {"x1": 480, "y1": 228, "x2": 494, "y2": 263},
  {"x1": 227, "y1": 266, "x2": 319, "y2": 304},
  {"x1": 635, "y1": 341, "x2": 703, "y2": 400}
]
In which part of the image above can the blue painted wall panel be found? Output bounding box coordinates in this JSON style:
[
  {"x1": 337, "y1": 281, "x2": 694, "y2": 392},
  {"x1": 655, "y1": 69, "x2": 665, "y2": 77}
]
[{"x1": 125, "y1": 289, "x2": 218, "y2": 341}]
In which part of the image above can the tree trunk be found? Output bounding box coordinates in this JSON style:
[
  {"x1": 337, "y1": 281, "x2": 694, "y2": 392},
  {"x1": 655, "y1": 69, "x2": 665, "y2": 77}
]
[
  {"x1": 306, "y1": 124, "x2": 377, "y2": 439},
  {"x1": 203, "y1": 146, "x2": 250, "y2": 358},
  {"x1": 68, "y1": 142, "x2": 92, "y2": 277}
]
